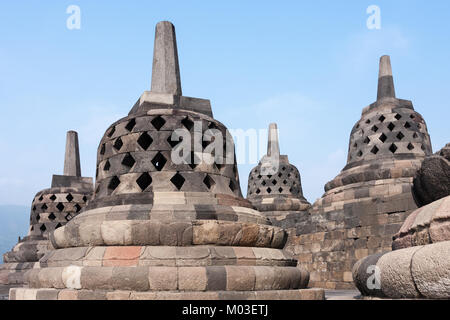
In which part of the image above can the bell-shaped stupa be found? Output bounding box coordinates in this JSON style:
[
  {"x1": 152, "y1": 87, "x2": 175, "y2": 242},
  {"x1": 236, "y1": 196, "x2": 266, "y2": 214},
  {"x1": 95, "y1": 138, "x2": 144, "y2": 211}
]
[
  {"x1": 1, "y1": 131, "x2": 93, "y2": 285},
  {"x1": 10, "y1": 22, "x2": 323, "y2": 300},
  {"x1": 287, "y1": 55, "x2": 433, "y2": 290},
  {"x1": 247, "y1": 123, "x2": 310, "y2": 222}
]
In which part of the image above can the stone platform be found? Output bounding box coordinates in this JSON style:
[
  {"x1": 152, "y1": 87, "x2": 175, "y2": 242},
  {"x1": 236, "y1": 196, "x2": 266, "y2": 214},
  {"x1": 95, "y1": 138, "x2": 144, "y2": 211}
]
[{"x1": 10, "y1": 288, "x2": 324, "y2": 300}]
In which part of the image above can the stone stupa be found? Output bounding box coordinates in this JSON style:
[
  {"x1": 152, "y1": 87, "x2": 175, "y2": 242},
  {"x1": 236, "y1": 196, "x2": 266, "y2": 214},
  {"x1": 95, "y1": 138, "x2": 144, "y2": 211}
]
[
  {"x1": 0, "y1": 131, "x2": 93, "y2": 285},
  {"x1": 285, "y1": 55, "x2": 433, "y2": 289},
  {"x1": 247, "y1": 123, "x2": 310, "y2": 224},
  {"x1": 10, "y1": 21, "x2": 323, "y2": 300}
]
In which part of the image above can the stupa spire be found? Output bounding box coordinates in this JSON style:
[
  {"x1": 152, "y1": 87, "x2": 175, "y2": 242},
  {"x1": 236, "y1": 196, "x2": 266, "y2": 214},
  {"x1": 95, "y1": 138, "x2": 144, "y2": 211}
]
[
  {"x1": 377, "y1": 55, "x2": 396, "y2": 100},
  {"x1": 63, "y1": 130, "x2": 81, "y2": 177},
  {"x1": 267, "y1": 123, "x2": 280, "y2": 158},
  {"x1": 150, "y1": 21, "x2": 182, "y2": 95}
]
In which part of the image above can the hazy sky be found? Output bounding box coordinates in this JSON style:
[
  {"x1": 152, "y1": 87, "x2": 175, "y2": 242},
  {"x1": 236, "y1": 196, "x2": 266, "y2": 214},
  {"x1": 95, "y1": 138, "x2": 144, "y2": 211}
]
[{"x1": 0, "y1": 0, "x2": 449, "y2": 206}]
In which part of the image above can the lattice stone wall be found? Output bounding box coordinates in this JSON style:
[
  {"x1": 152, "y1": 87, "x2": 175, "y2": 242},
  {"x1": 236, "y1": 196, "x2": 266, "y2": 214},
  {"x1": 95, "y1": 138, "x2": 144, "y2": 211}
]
[
  {"x1": 29, "y1": 188, "x2": 91, "y2": 236},
  {"x1": 247, "y1": 161, "x2": 303, "y2": 198},
  {"x1": 92, "y1": 109, "x2": 242, "y2": 209},
  {"x1": 347, "y1": 101, "x2": 432, "y2": 164}
]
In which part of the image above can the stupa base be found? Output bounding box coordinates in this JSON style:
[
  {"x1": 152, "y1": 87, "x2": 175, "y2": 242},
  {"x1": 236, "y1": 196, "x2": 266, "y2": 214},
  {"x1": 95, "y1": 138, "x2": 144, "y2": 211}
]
[
  {"x1": 0, "y1": 262, "x2": 38, "y2": 285},
  {"x1": 10, "y1": 287, "x2": 325, "y2": 300}
]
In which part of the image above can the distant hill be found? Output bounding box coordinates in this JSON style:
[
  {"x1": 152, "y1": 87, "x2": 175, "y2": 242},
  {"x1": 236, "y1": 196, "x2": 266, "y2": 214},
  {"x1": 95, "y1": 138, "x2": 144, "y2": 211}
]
[{"x1": 0, "y1": 205, "x2": 29, "y2": 262}]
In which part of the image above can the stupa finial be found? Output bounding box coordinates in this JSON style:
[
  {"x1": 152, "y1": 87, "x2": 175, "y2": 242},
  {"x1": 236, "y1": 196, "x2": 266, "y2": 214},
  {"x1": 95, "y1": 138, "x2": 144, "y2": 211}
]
[
  {"x1": 377, "y1": 55, "x2": 396, "y2": 100},
  {"x1": 150, "y1": 21, "x2": 182, "y2": 95},
  {"x1": 267, "y1": 123, "x2": 280, "y2": 158},
  {"x1": 63, "y1": 130, "x2": 81, "y2": 177}
]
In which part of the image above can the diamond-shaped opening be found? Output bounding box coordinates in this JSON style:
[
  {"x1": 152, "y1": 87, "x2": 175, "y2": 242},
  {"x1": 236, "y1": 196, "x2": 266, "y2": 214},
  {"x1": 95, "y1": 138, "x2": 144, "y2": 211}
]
[
  {"x1": 32, "y1": 206, "x2": 36, "y2": 211},
  {"x1": 353, "y1": 142, "x2": 358, "y2": 148},
  {"x1": 356, "y1": 124, "x2": 360, "y2": 129},
  {"x1": 215, "y1": 162, "x2": 225, "y2": 172},
  {"x1": 50, "y1": 195, "x2": 57, "y2": 201},
  {"x1": 151, "y1": 152, "x2": 167, "y2": 171},
  {"x1": 283, "y1": 180, "x2": 288, "y2": 185},
  {"x1": 65, "y1": 194, "x2": 73, "y2": 202},
  {"x1": 171, "y1": 173, "x2": 185, "y2": 190},
  {"x1": 167, "y1": 134, "x2": 182, "y2": 148},
  {"x1": 421, "y1": 144, "x2": 426, "y2": 151},
  {"x1": 363, "y1": 137, "x2": 370, "y2": 144},
  {"x1": 137, "y1": 132, "x2": 153, "y2": 150},
  {"x1": 65, "y1": 213, "x2": 73, "y2": 221},
  {"x1": 122, "y1": 153, "x2": 136, "y2": 168},
  {"x1": 407, "y1": 143, "x2": 415, "y2": 151},
  {"x1": 203, "y1": 175, "x2": 216, "y2": 190},
  {"x1": 404, "y1": 122, "x2": 411, "y2": 129},
  {"x1": 396, "y1": 132, "x2": 405, "y2": 140},
  {"x1": 387, "y1": 123, "x2": 396, "y2": 131},
  {"x1": 56, "y1": 203, "x2": 65, "y2": 212},
  {"x1": 82, "y1": 196, "x2": 88, "y2": 203},
  {"x1": 107, "y1": 126, "x2": 116, "y2": 138},
  {"x1": 379, "y1": 115, "x2": 386, "y2": 123},
  {"x1": 151, "y1": 116, "x2": 166, "y2": 131},
  {"x1": 108, "y1": 176, "x2": 120, "y2": 191},
  {"x1": 278, "y1": 187, "x2": 283, "y2": 193},
  {"x1": 272, "y1": 179, "x2": 277, "y2": 185},
  {"x1": 257, "y1": 175, "x2": 262, "y2": 179},
  {"x1": 267, "y1": 187, "x2": 272, "y2": 194},
  {"x1": 125, "y1": 118, "x2": 136, "y2": 132},
  {"x1": 371, "y1": 146, "x2": 379, "y2": 154},
  {"x1": 256, "y1": 189, "x2": 261, "y2": 194},
  {"x1": 371, "y1": 125, "x2": 379, "y2": 133},
  {"x1": 186, "y1": 152, "x2": 200, "y2": 170},
  {"x1": 278, "y1": 173, "x2": 283, "y2": 178},
  {"x1": 40, "y1": 224, "x2": 47, "y2": 232},
  {"x1": 208, "y1": 122, "x2": 219, "y2": 130},
  {"x1": 41, "y1": 203, "x2": 48, "y2": 211},
  {"x1": 395, "y1": 114, "x2": 402, "y2": 120},
  {"x1": 48, "y1": 213, "x2": 56, "y2": 221},
  {"x1": 357, "y1": 150, "x2": 363, "y2": 157},
  {"x1": 55, "y1": 223, "x2": 62, "y2": 229},
  {"x1": 39, "y1": 195, "x2": 44, "y2": 201},
  {"x1": 410, "y1": 114, "x2": 416, "y2": 119},
  {"x1": 136, "y1": 172, "x2": 152, "y2": 191},
  {"x1": 282, "y1": 167, "x2": 286, "y2": 171},
  {"x1": 36, "y1": 214, "x2": 40, "y2": 221},
  {"x1": 104, "y1": 160, "x2": 111, "y2": 171},
  {"x1": 379, "y1": 133, "x2": 387, "y2": 143},
  {"x1": 75, "y1": 204, "x2": 82, "y2": 213},
  {"x1": 262, "y1": 180, "x2": 267, "y2": 186},
  {"x1": 229, "y1": 180, "x2": 237, "y2": 192},
  {"x1": 413, "y1": 132, "x2": 418, "y2": 139},
  {"x1": 100, "y1": 143, "x2": 106, "y2": 155},
  {"x1": 365, "y1": 119, "x2": 371, "y2": 124},
  {"x1": 389, "y1": 143, "x2": 398, "y2": 154},
  {"x1": 113, "y1": 137, "x2": 123, "y2": 151},
  {"x1": 181, "y1": 117, "x2": 194, "y2": 131}
]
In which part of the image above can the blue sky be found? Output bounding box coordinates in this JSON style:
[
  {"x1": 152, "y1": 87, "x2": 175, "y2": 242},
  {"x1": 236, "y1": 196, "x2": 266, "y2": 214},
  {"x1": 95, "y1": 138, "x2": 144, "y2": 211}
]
[{"x1": 0, "y1": 0, "x2": 449, "y2": 206}]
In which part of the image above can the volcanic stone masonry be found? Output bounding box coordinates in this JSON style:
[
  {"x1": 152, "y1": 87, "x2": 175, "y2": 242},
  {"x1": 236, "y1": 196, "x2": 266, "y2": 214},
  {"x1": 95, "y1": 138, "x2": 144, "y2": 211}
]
[
  {"x1": 0, "y1": 131, "x2": 94, "y2": 286},
  {"x1": 247, "y1": 123, "x2": 311, "y2": 232},
  {"x1": 10, "y1": 21, "x2": 324, "y2": 300},
  {"x1": 282, "y1": 55, "x2": 433, "y2": 290}
]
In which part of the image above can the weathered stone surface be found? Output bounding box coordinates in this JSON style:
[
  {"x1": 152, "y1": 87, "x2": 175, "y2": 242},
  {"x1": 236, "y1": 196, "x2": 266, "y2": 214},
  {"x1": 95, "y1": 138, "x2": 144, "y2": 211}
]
[
  {"x1": 413, "y1": 143, "x2": 450, "y2": 206},
  {"x1": 411, "y1": 241, "x2": 450, "y2": 298}
]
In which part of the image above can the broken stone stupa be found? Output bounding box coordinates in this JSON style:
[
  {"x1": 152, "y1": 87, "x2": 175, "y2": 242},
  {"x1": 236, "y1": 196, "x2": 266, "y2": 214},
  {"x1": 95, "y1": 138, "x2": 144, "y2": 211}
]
[
  {"x1": 0, "y1": 131, "x2": 94, "y2": 285},
  {"x1": 284, "y1": 56, "x2": 433, "y2": 290},
  {"x1": 10, "y1": 21, "x2": 323, "y2": 300},
  {"x1": 247, "y1": 123, "x2": 310, "y2": 227}
]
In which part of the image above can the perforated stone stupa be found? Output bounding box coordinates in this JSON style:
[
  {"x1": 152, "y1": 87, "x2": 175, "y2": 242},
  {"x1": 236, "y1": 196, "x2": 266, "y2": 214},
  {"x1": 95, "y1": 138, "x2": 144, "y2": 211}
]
[
  {"x1": 247, "y1": 123, "x2": 310, "y2": 223},
  {"x1": 10, "y1": 21, "x2": 324, "y2": 300},
  {"x1": 285, "y1": 55, "x2": 433, "y2": 290},
  {"x1": 0, "y1": 131, "x2": 93, "y2": 285}
]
